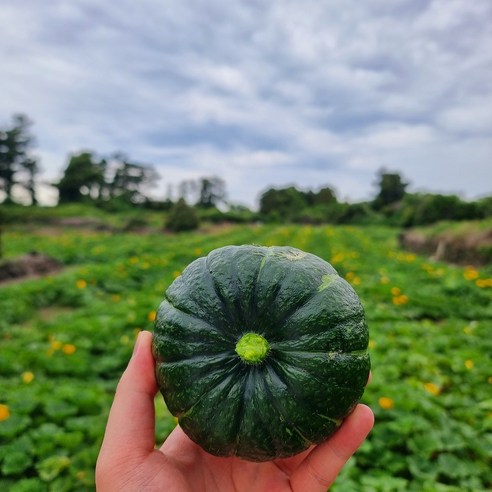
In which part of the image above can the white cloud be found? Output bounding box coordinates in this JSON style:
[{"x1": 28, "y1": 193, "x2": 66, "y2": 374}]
[
  {"x1": 0, "y1": 0, "x2": 491, "y2": 207},
  {"x1": 437, "y1": 97, "x2": 492, "y2": 134},
  {"x1": 356, "y1": 123, "x2": 437, "y2": 150}
]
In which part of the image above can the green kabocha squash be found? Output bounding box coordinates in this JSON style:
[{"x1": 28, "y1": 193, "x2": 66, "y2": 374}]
[{"x1": 152, "y1": 245, "x2": 370, "y2": 462}]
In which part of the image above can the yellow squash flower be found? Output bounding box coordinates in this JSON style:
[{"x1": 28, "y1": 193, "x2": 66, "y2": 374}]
[
  {"x1": 378, "y1": 397, "x2": 394, "y2": 410},
  {"x1": 424, "y1": 383, "x2": 441, "y2": 396},
  {"x1": 22, "y1": 371, "x2": 35, "y2": 384},
  {"x1": 76, "y1": 279, "x2": 87, "y2": 289},
  {"x1": 0, "y1": 404, "x2": 10, "y2": 421},
  {"x1": 62, "y1": 344, "x2": 77, "y2": 355}
]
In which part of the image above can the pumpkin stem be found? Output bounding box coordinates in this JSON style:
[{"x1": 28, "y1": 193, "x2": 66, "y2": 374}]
[{"x1": 235, "y1": 333, "x2": 270, "y2": 364}]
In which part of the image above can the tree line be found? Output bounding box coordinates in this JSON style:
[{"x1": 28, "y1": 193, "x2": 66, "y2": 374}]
[
  {"x1": 260, "y1": 172, "x2": 492, "y2": 227},
  {"x1": 0, "y1": 114, "x2": 228, "y2": 210},
  {"x1": 1, "y1": 113, "x2": 491, "y2": 231},
  {"x1": 0, "y1": 115, "x2": 40, "y2": 205}
]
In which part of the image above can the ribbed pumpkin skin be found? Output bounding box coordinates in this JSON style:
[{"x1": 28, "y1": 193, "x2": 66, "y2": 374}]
[{"x1": 152, "y1": 245, "x2": 370, "y2": 462}]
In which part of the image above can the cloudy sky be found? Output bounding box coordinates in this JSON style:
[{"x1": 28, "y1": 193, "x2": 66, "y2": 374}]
[{"x1": 1, "y1": 0, "x2": 491, "y2": 207}]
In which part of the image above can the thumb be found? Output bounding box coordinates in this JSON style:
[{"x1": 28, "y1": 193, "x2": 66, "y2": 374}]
[{"x1": 99, "y1": 330, "x2": 158, "y2": 460}]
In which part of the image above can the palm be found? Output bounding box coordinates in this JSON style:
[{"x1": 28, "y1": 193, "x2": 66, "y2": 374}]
[
  {"x1": 156, "y1": 426, "x2": 307, "y2": 491},
  {"x1": 96, "y1": 332, "x2": 374, "y2": 492},
  {"x1": 124, "y1": 413, "x2": 370, "y2": 492}
]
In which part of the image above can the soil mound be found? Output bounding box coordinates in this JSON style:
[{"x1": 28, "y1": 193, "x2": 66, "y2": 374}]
[
  {"x1": 399, "y1": 228, "x2": 492, "y2": 266},
  {"x1": 0, "y1": 252, "x2": 62, "y2": 283}
]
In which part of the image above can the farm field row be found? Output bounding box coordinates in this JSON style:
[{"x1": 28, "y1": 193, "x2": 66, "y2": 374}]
[{"x1": 0, "y1": 224, "x2": 491, "y2": 491}]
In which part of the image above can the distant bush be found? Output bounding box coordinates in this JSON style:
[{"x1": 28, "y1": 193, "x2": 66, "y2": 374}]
[
  {"x1": 263, "y1": 201, "x2": 378, "y2": 225},
  {"x1": 259, "y1": 186, "x2": 309, "y2": 218},
  {"x1": 477, "y1": 196, "x2": 492, "y2": 218},
  {"x1": 122, "y1": 217, "x2": 149, "y2": 232},
  {"x1": 94, "y1": 197, "x2": 135, "y2": 213},
  {"x1": 165, "y1": 199, "x2": 199, "y2": 232},
  {"x1": 197, "y1": 206, "x2": 258, "y2": 224},
  {"x1": 337, "y1": 202, "x2": 381, "y2": 224},
  {"x1": 142, "y1": 199, "x2": 174, "y2": 211},
  {"x1": 400, "y1": 193, "x2": 484, "y2": 227}
]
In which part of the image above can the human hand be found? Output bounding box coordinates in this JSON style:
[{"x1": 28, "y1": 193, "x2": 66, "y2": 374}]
[{"x1": 96, "y1": 330, "x2": 374, "y2": 491}]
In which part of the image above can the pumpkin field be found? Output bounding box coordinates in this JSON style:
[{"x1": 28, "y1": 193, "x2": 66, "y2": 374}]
[{"x1": 0, "y1": 222, "x2": 491, "y2": 491}]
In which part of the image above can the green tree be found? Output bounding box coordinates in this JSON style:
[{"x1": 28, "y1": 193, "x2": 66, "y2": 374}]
[
  {"x1": 20, "y1": 157, "x2": 40, "y2": 206},
  {"x1": 196, "y1": 176, "x2": 227, "y2": 208},
  {"x1": 56, "y1": 152, "x2": 158, "y2": 205},
  {"x1": 373, "y1": 170, "x2": 408, "y2": 210},
  {"x1": 259, "y1": 186, "x2": 308, "y2": 219},
  {"x1": 108, "y1": 154, "x2": 159, "y2": 204},
  {"x1": 0, "y1": 114, "x2": 39, "y2": 204},
  {"x1": 477, "y1": 196, "x2": 492, "y2": 218},
  {"x1": 400, "y1": 193, "x2": 483, "y2": 226},
  {"x1": 0, "y1": 207, "x2": 4, "y2": 259},
  {"x1": 56, "y1": 152, "x2": 105, "y2": 203},
  {"x1": 177, "y1": 179, "x2": 198, "y2": 203},
  {"x1": 314, "y1": 186, "x2": 337, "y2": 205}
]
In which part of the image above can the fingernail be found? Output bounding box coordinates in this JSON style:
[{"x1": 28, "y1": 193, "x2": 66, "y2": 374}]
[{"x1": 132, "y1": 331, "x2": 143, "y2": 358}]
